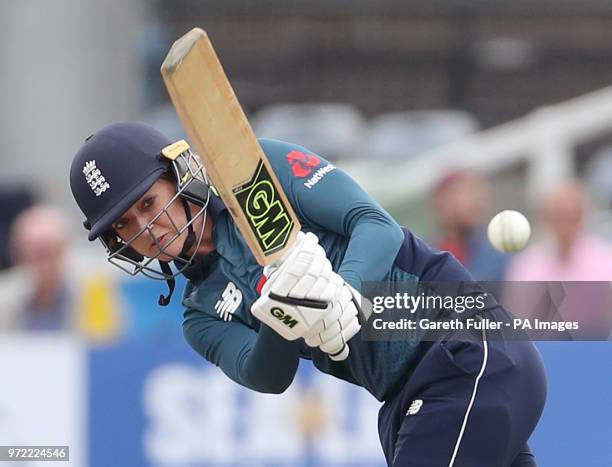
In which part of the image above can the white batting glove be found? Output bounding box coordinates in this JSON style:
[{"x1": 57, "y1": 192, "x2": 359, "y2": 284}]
[
  {"x1": 262, "y1": 231, "x2": 341, "y2": 303},
  {"x1": 251, "y1": 290, "x2": 331, "y2": 341},
  {"x1": 303, "y1": 283, "x2": 363, "y2": 361},
  {"x1": 251, "y1": 232, "x2": 343, "y2": 341}
]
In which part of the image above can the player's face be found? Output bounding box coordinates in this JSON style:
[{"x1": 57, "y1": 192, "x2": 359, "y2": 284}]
[{"x1": 112, "y1": 179, "x2": 207, "y2": 261}]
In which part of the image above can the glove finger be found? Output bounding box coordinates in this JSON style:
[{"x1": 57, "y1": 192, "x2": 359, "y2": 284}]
[
  {"x1": 320, "y1": 258, "x2": 332, "y2": 278},
  {"x1": 280, "y1": 231, "x2": 305, "y2": 263},
  {"x1": 303, "y1": 319, "x2": 326, "y2": 341},
  {"x1": 290, "y1": 254, "x2": 312, "y2": 278},
  {"x1": 320, "y1": 333, "x2": 345, "y2": 355},
  {"x1": 337, "y1": 303, "x2": 358, "y2": 329},
  {"x1": 304, "y1": 300, "x2": 341, "y2": 342},
  {"x1": 306, "y1": 245, "x2": 327, "y2": 277},
  {"x1": 320, "y1": 315, "x2": 361, "y2": 351},
  {"x1": 300, "y1": 232, "x2": 319, "y2": 256},
  {"x1": 311, "y1": 242, "x2": 327, "y2": 261},
  {"x1": 310, "y1": 275, "x2": 332, "y2": 301},
  {"x1": 329, "y1": 344, "x2": 349, "y2": 361},
  {"x1": 332, "y1": 273, "x2": 346, "y2": 298},
  {"x1": 339, "y1": 284, "x2": 353, "y2": 303},
  {"x1": 319, "y1": 321, "x2": 342, "y2": 344},
  {"x1": 268, "y1": 272, "x2": 301, "y2": 296},
  {"x1": 289, "y1": 273, "x2": 317, "y2": 299},
  {"x1": 270, "y1": 267, "x2": 315, "y2": 298},
  {"x1": 305, "y1": 333, "x2": 323, "y2": 347},
  {"x1": 318, "y1": 289, "x2": 354, "y2": 336},
  {"x1": 341, "y1": 317, "x2": 362, "y2": 342},
  {"x1": 303, "y1": 260, "x2": 334, "y2": 301},
  {"x1": 320, "y1": 278, "x2": 342, "y2": 303},
  {"x1": 270, "y1": 248, "x2": 314, "y2": 295},
  {"x1": 321, "y1": 302, "x2": 343, "y2": 327},
  {"x1": 291, "y1": 257, "x2": 329, "y2": 299}
]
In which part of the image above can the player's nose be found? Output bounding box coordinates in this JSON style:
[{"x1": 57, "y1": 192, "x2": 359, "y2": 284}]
[{"x1": 131, "y1": 213, "x2": 155, "y2": 236}]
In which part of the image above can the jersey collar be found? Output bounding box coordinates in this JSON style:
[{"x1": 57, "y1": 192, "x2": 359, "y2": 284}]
[
  {"x1": 181, "y1": 250, "x2": 219, "y2": 283},
  {"x1": 207, "y1": 192, "x2": 227, "y2": 218}
]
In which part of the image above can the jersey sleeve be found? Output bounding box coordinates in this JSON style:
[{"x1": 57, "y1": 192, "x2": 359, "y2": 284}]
[
  {"x1": 259, "y1": 138, "x2": 404, "y2": 290},
  {"x1": 182, "y1": 282, "x2": 302, "y2": 394}
]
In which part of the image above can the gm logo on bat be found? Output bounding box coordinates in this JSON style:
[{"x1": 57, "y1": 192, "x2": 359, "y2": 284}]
[{"x1": 234, "y1": 161, "x2": 293, "y2": 254}]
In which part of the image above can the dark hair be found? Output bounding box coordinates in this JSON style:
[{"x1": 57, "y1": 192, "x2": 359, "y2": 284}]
[{"x1": 157, "y1": 168, "x2": 177, "y2": 184}]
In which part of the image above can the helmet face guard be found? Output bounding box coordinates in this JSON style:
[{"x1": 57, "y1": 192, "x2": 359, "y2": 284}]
[{"x1": 101, "y1": 146, "x2": 211, "y2": 281}]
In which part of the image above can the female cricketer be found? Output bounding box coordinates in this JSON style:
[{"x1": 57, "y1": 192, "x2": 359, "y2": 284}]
[{"x1": 70, "y1": 122, "x2": 546, "y2": 466}]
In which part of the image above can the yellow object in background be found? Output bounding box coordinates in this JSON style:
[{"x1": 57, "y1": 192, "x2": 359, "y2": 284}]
[{"x1": 76, "y1": 274, "x2": 122, "y2": 343}]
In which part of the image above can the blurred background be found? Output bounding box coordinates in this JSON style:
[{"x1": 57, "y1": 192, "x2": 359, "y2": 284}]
[{"x1": 1, "y1": 1, "x2": 611, "y2": 466}]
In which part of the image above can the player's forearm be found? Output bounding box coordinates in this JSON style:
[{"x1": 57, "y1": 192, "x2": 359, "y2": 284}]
[
  {"x1": 339, "y1": 210, "x2": 404, "y2": 290},
  {"x1": 238, "y1": 324, "x2": 301, "y2": 394},
  {"x1": 183, "y1": 310, "x2": 300, "y2": 394}
]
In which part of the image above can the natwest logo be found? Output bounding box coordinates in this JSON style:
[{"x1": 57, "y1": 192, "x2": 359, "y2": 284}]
[{"x1": 286, "y1": 150, "x2": 321, "y2": 177}]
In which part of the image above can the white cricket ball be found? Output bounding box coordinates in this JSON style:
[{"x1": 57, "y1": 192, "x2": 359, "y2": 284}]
[{"x1": 487, "y1": 210, "x2": 531, "y2": 253}]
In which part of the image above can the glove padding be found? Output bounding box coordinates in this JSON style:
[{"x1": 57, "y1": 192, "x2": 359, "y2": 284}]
[
  {"x1": 251, "y1": 231, "x2": 363, "y2": 361},
  {"x1": 251, "y1": 232, "x2": 343, "y2": 341},
  {"x1": 251, "y1": 291, "x2": 331, "y2": 341},
  {"x1": 261, "y1": 231, "x2": 340, "y2": 303},
  {"x1": 303, "y1": 283, "x2": 363, "y2": 361}
]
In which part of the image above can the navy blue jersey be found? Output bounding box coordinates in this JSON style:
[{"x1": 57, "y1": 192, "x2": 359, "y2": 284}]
[{"x1": 182, "y1": 139, "x2": 474, "y2": 401}]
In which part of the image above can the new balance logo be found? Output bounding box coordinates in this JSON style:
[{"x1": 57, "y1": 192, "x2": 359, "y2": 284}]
[
  {"x1": 406, "y1": 399, "x2": 423, "y2": 415},
  {"x1": 83, "y1": 160, "x2": 110, "y2": 196},
  {"x1": 304, "y1": 164, "x2": 335, "y2": 189},
  {"x1": 214, "y1": 282, "x2": 242, "y2": 321}
]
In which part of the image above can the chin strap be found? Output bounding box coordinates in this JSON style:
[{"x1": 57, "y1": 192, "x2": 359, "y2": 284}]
[
  {"x1": 158, "y1": 199, "x2": 198, "y2": 307},
  {"x1": 158, "y1": 262, "x2": 175, "y2": 306}
]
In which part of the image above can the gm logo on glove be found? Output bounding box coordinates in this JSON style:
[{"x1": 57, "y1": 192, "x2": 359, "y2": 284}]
[{"x1": 270, "y1": 307, "x2": 298, "y2": 328}]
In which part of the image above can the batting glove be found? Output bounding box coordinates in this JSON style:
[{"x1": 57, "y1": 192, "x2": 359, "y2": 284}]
[
  {"x1": 261, "y1": 231, "x2": 341, "y2": 303},
  {"x1": 303, "y1": 283, "x2": 363, "y2": 361},
  {"x1": 251, "y1": 232, "x2": 343, "y2": 341}
]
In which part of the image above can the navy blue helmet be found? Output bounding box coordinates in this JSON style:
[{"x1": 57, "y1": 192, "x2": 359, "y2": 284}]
[
  {"x1": 69, "y1": 122, "x2": 211, "y2": 304},
  {"x1": 70, "y1": 122, "x2": 172, "y2": 241}
]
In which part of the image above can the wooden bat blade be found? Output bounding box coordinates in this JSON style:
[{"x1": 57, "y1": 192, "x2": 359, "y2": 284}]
[{"x1": 161, "y1": 28, "x2": 300, "y2": 265}]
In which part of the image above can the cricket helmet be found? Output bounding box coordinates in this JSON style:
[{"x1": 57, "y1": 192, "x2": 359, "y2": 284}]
[{"x1": 69, "y1": 122, "x2": 211, "y2": 304}]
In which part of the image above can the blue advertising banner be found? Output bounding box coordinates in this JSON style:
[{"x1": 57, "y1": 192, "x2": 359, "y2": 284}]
[
  {"x1": 530, "y1": 342, "x2": 612, "y2": 467},
  {"x1": 89, "y1": 335, "x2": 385, "y2": 467},
  {"x1": 87, "y1": 303, "x2": 612, "y2": 467}
]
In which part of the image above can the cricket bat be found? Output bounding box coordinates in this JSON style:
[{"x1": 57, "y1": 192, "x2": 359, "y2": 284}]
[{"x1": 160, "y1": 27, "x2": 300, "y2": 266}]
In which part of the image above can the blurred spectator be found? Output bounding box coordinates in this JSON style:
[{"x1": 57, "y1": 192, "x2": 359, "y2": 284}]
[
  {"x1": 505, "y1": 181, "x2": 612, "y2": 338},
  {"x1": 9, "y1": 205, "x2": 74, "y2": 331},
  {"x1": 506, "y1": 181, "x2": 612, "y2": 281},
  {"x1": 0, "y1": 187, "x2": 35, "y2": 270},
  {"x1": 7, "y1": 204, "x2": 124, "y2": 340},
  {"x1": 585, "y1": 144, "x2": 612, "y2": 240},
  {"x1": 0, "y1": 267, "x2": 34, "y2": 330},
  {"x1": 431, "y1": 169, "x2": 509, "y2": 281}
]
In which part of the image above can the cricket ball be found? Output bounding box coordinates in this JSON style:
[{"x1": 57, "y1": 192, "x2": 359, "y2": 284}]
[{"x1": 487, "y1": 210, "x2": 531, "y2": 253}]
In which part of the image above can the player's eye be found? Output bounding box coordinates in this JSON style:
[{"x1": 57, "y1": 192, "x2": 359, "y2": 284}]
[
  {"x1": 114, "y1": 218, "x2": 128, "y2": 231},
  {"x1": 141, "y1": 196, "x2": 155, "y2": 210}
]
